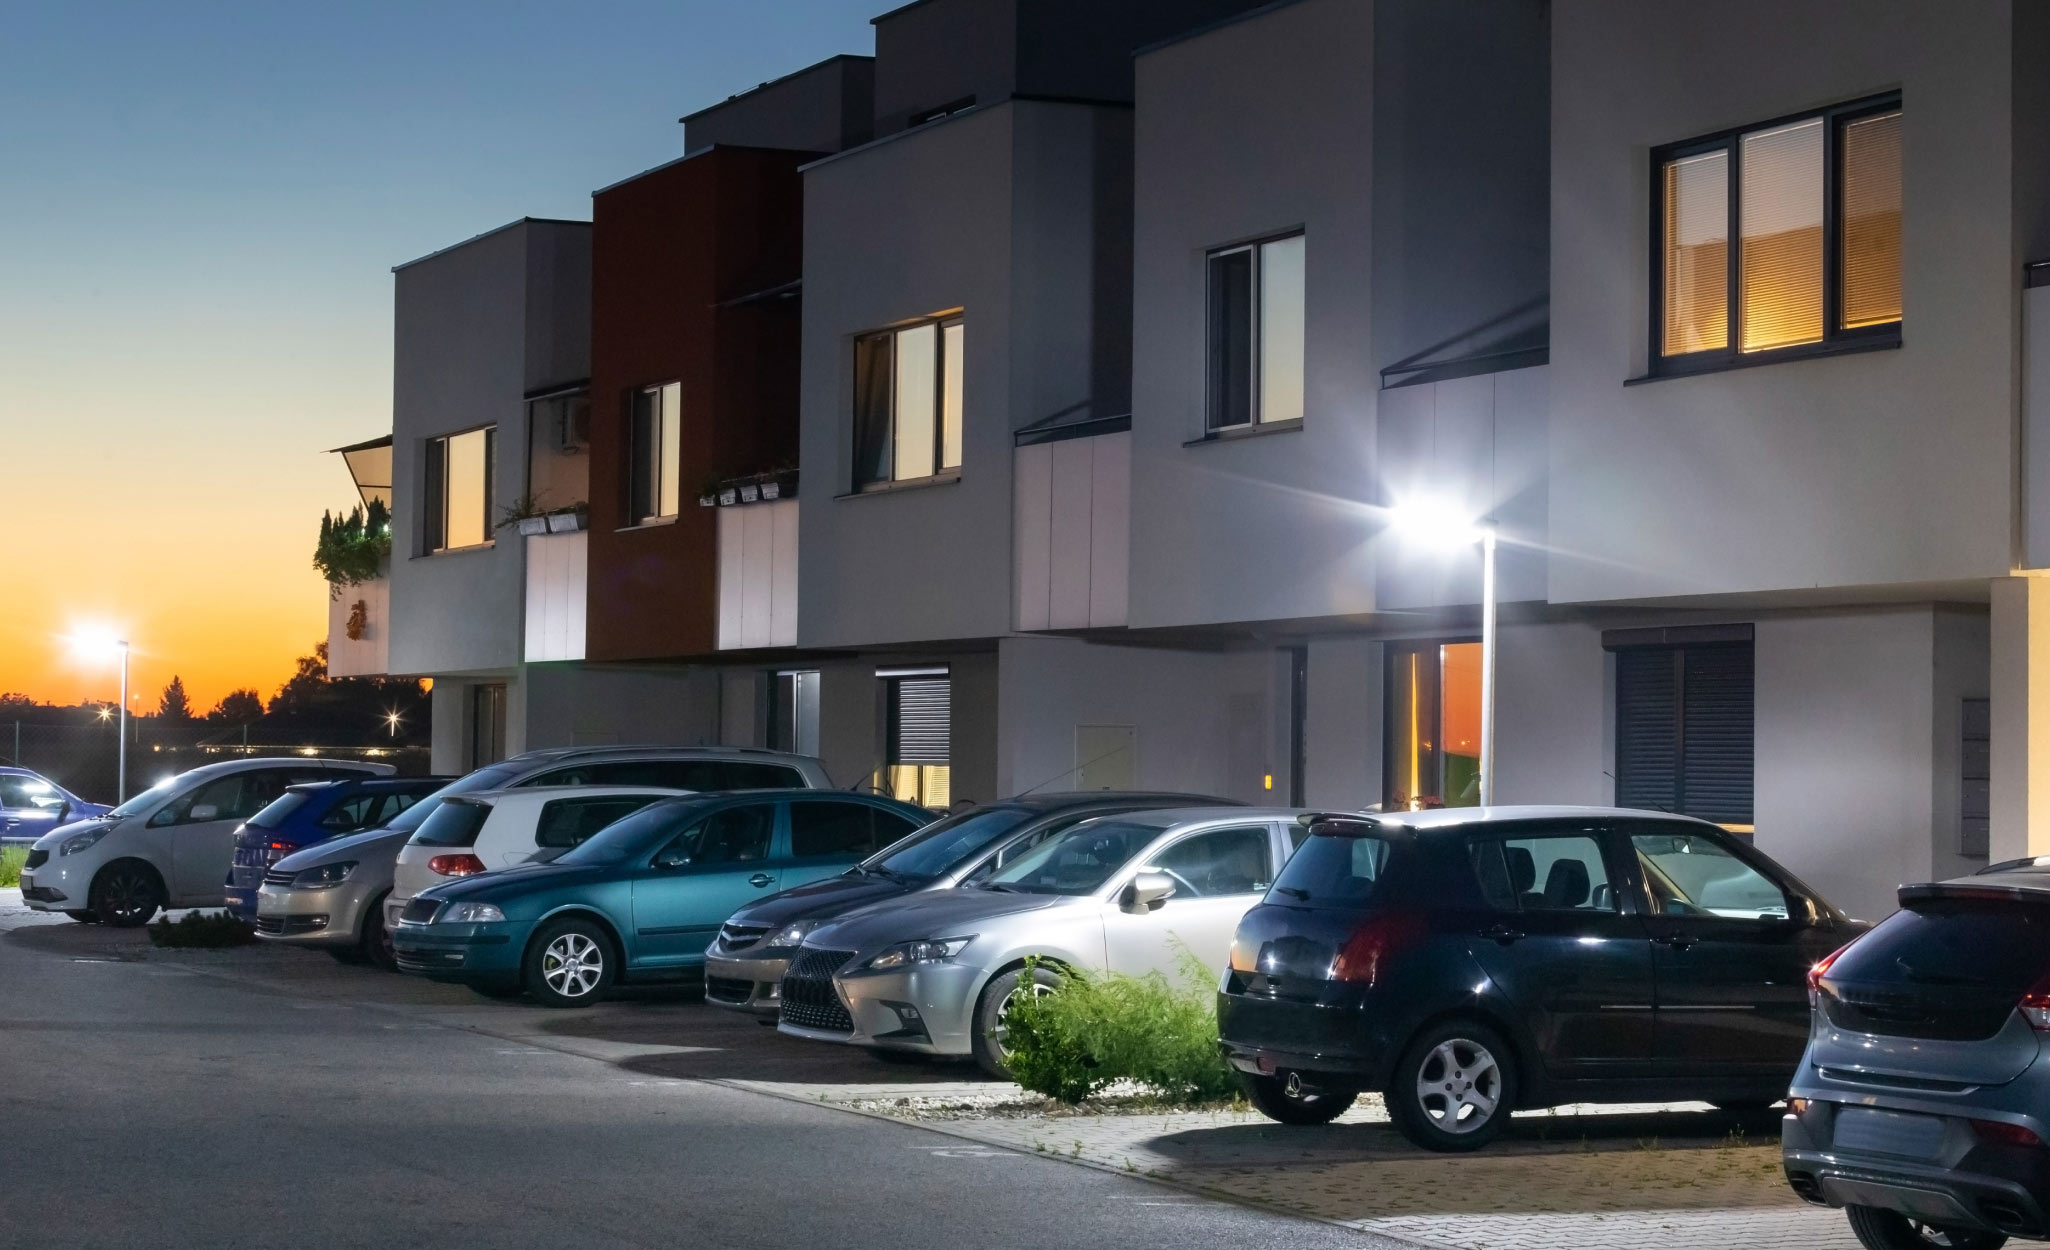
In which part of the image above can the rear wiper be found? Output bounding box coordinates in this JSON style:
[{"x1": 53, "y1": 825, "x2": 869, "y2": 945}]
[{"x1": 1274, "y1": 886, "x2": 1311, "y2": 901}]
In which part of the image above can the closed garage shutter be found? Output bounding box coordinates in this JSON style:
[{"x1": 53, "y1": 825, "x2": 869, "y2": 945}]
[
  {"x1": 1614, "y1": 640, "x2": 1753, "y2": 829},
  {"x1": 887, "y1": 676, "x2": 951, "y2": 766}
]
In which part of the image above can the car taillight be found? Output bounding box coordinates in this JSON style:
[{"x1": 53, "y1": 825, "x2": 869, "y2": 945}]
[
  {"x1": 264, "y1": 841, "x2": 295, "y2": 867},
  {"x1": 2018, "y1": 970, "x2": 2050, "y2": 1031},
  {"x1": 1229, "y1": 932, "x2": 1256, "y2": 974},
  {"x1": 1974, "y1": 1117, "x2": 2046, "y2": 1148},
  {"x1": 428, "y1": 854, "x2": 486, "y2": 877},
  {"x1": 1331, "y1": 911, "x2": 1426, "y2": 987},
  {"x1": 1808, "y1": 942, "x2": 1854, "y2": 1010}
]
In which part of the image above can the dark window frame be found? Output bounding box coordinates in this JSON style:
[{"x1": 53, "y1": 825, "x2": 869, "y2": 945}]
[
  {"x1": 851, "y1": 313, "x2": 965, "y2": 491},
  {"x1": 627, "y1": 381, "x2": 682, "y2": 525},
  {"x1": 423, "y1": 424, "x2": 497, "y2": 554},
  {"x1": 1204, "y1": 229, "x2": 1306, "y2": 432},
  {"x1": 1646, "y1": 91, "x2": 1902, "y2": 380}
]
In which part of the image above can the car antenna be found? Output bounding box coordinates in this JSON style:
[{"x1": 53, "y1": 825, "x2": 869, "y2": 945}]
[{"x1": 1014, "y1": 741, "x2": 1131, "y2": 799}]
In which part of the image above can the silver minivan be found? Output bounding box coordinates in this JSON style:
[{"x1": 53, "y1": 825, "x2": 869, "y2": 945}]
[{"x1": 1785, "y1": 863, "x2": 2050, "y2": 1249}]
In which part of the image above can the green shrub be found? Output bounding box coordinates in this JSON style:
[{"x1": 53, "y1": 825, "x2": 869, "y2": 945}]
[
  {"x1": 312, "y1": 499, "x2": 392, "y2": 589},
  {"x1": 0, "y1": 845, "x2": 25, "y2": 889},
  {"x1": 147, "y1": 910, "x2": 257, "y2": 948},
  {"x1": 1004, "y1": 948, "x2": 1239, "y2": 1106}
]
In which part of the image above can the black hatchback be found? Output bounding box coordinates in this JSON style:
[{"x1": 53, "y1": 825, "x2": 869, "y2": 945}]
[{"x1": 1217, "y1": 806, "x2": 1859, "y2": 1151}]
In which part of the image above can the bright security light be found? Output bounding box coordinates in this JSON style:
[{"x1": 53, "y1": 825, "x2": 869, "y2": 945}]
[
  {"x1": 1384, "y1": 497, "x2": 1486, "y2": 550},
  {"x1": 68, "y1": 627, "x2": 128, "y2": 660}
]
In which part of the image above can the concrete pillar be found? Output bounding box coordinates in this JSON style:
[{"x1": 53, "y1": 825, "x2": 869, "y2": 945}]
[
  {"x1": 1303, "y1": 637, "x2": 1379, "y2": 809},
  {"x1": 1989, "y1": 577, "x2": 2050, "y2": 861}
]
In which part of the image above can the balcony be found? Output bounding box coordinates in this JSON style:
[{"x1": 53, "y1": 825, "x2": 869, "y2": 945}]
[
  {"x1": 1013, "y1": 425, "x2": 1129, "y2": 630},
  {"x1": 327, "y1": 577, "x2": 390, "y2": 677},
  {"x1": 524, "y1": 529, "x2": 587, "y2": 662},
  {"x1": 716, "y1": 495, "x2": 798, "y2": 650}
]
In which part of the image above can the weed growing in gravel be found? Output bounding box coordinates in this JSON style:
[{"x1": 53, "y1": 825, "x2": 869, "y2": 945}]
[
  {"x1": 147, "y1": 910, "x2": 257, "y2": 948},
  {"x1": 1003, "y1": 947, "x2": 1238, "y2": 1106},
  {"x1": 0, "y1": 845, "x2": 25, "y2": 889}
]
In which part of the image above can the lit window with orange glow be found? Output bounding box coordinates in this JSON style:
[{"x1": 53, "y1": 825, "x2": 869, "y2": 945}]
[
  {"x1": 1661, "y1": 151, "x2": 1728, "y2": 354},
  {"x1": 1382, "y1": 641, "x2": 1481, "y2": 811}
]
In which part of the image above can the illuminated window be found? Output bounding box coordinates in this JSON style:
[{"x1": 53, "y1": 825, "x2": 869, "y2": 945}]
[
  {"x1": 1206, "y1": 233, "x2": 1305, "y2": 430},
  {"x1": 1653, "y1": 94, "x2": 1900, "y2": 373},
  {"x1": 879, "y1": 668, "x2": 950, "y2": 809},
  {"x1": 853, "y1": 316, "x2": 964, "y2": 489},
  {"x1": 423, "y1": 426, "x2": 494, "y2": 552},
  {"x1": 629, "y1": 382, "x2": 682, "y2": 523},
  {"x1": 1382, "y1": 640, "x2": 1481, "y2": 811}
]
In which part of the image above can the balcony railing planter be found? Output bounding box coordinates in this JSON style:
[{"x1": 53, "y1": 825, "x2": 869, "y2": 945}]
[
  {"x1": 313, "y1": 500, "x2": 392, "y2": 597},
  {"x1": 544, "y1": 505, "x2": 586, "y2": 534},
  {"x1": 703, "y1": 468, "x2": 799, "y2": 508},
  {"x1": 515, "y1": 515, "x2": 549, "y2": 536}
]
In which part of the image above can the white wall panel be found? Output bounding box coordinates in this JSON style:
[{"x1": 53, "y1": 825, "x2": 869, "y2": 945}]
[
  {"x1": 1087, "y1": 431, "x2": 1130, "y2": 627},
  {"x1": 718, "y1": 499, "x2": 799, "y2": 650},
  {"x1": 522, "y1": 531, "x2": 586, "y2": 663},
  {"x1": 326, "y1": 575, "x2": 391, "y2": 677},
  {"x1": 1048, "y1": 437, "x2": 1094, "y2": 628},
  {"x1": 1014, "y1": 443, "x2": 1053, "y2": 630}
]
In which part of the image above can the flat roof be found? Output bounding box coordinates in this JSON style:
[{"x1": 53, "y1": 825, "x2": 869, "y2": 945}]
[
  {"x1": 391, "y1": 216, "x2": 590, "y2": 274},
  {"x1": 678, "y1": 52, "x2": 875, "y2": 124},
  {"x1": 1133, "y1": 0, "x2": 1309, "y2": 59},
  {"x1": 327, "y1": 434, "x2": 392, "y2": 455}
]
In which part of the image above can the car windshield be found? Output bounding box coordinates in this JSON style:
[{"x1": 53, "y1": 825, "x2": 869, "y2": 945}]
[
  {"x1": 1269, "y1": 830, "x2": 1397, "y2": 906},
  {"x1": 106, "y1": 775, "x2": 183, "y2": 818},
  {"x1": 247, "y1": 789, "x2": 320, "y2": 830},
  {"x1": 409, "y1": 799, "x2": 492, "y2": 848},
  {"x1": 982, "y1": 818, "x2": 1165, "y2": 895},
  {"x1": 380, "y1": 762, "x2": 524, "y2": 835},
  {"x1": 866, "y1": 807, "x2": 1032, "y2": 881},
  {"x1": 553, "y1": 799, "x2": 708, "y2": 867}
]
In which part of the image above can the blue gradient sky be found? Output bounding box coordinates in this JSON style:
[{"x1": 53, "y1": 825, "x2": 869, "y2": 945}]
[{"x1": 0, "y1": 1, "x2": 878, "y2": 709}]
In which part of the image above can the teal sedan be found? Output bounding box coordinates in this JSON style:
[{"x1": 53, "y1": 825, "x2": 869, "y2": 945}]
[{"x1": 390, "y1": 790, "x2": 930, "y2": 1005}]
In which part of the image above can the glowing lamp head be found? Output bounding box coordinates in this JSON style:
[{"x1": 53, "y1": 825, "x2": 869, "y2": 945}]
[
  {"x1": 68, "y1": 628, "x2": 129, "y2": 661},
  {"x1": 1384, "y1": 497, "x2": 1486, "y2": 551}
]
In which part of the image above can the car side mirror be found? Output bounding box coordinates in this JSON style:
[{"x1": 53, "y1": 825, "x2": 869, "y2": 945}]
[
  {"x1": 1121, "y1": 871, "x2": 1177, "y2": 914},
  {"x1": 652, "y1": 849, "x2": 691, "y2": 871},
  {"x1": 189, "y1": 804, "x2": 219, "y2": 822},
  {"x1": 54, "y1": 801, "x2": 70, "y2": 825}
]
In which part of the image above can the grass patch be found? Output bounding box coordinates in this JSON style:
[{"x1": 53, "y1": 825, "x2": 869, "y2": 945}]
[
  {"x1": 147, "y1": 910, "x2": 256, "y2": 948},
  {"x1": 1004, "y1": 948, "x2": 1239, "y2": 1106},
  {"x1": 0, "y1": 845, "x2": 25, "y2": 889}
]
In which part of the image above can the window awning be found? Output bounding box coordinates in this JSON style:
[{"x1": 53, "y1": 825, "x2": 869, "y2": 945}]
[{"x1": 329, "y1": 434, "x2": 393, "y2": 510}]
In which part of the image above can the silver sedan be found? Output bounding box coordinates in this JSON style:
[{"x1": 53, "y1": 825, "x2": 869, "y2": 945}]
[{"x1": 777, "y1": 807, "x2": 1303, "y2": 1076}]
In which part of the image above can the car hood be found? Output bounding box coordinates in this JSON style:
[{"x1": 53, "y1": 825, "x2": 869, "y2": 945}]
[
  {"x1": 418, "y1": 861, "x2": 613, "y2": 904},
  {"x1": 274, "y1": 827, "x2": 408, "y2": 873},
  {"x1": 31, "y1": 814, "x2": 123, "y2": 850},
  {"x1": 806, "y1": 886, "x2": 1067, "y2": 953},
  {"x1": 727, "y1": 873, "x2": 918, "y2": 930}
]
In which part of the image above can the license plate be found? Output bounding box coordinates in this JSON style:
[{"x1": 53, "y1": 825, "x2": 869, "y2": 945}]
[
  {"x1": 256, "y1": 889, "x2": 288, "y2": 914},
  {"x1": 1836, "y1": 1107, "x2": 1947, "y2": 1159}
]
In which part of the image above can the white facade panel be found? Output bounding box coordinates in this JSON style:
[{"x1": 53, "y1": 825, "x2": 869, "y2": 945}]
[
  {"x1": 1086, "y1": 431, "x2": 1130, "y2": 628},
  {"x1": 717, "y1": 499, "x2": 799, "y2": 650},
  {"x1": 1014, "y1": 442, "x2": 1054, "y2": 631},
  {"x1": 1012, "y1": 430, "x2": 1132, "y2": 632},
  {"x1": 325, "y1": 575, "x2": 390, "y2": 678},
  {"x1": 522, "y1": 531, "x2": 586, "y2": 663},
  {"x1": 1047, "y1": 437, "x2": 1094, "y2": 628}
]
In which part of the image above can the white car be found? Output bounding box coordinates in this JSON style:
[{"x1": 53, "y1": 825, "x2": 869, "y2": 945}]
[
  {"x1": 385, "y1": 787, "x2": 685, "y2": 928},
  {"x1": 20, "y1": 757, "x2": 393, "y2": 926}
]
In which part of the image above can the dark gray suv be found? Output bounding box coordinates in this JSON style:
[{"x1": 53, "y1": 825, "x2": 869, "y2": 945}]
[{"x1": 1785, "y1": 863, "x2": 2050, "y2": 1249}]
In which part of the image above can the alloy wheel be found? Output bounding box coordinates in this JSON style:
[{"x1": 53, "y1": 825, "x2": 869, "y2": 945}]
[
  {"x1": 1414, "y1": 1036, "x2": 1502, "y2": 1134},
  {"x1": 541, "y1": 932, "x2": 604, "y2": 999},
  {"x1": 99, "y1": 870, "x2": 155, "y2": 925},
  {"x1": 990, "y1": 980, "x2": 1053, "y2": 1056}
]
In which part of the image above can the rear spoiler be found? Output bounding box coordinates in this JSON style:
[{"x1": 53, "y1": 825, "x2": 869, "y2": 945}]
[
  {"x1": 1296, "y1": 811, "x2": 1402, "y2": 839},
  {"x1": 1899, "y1": 882, "x2": 2050, "y2": 906}
]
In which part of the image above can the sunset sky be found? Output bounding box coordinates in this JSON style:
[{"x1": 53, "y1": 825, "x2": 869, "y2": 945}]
[{"x1": 0, "y1": 1, "x2": 878, "y2": 712}]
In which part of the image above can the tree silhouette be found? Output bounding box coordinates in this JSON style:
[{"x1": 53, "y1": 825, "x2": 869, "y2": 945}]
[
  {"x1": 206, "y1": 689, "x2": 265, "y2": 726},
  {"x1": 157, "y1": 676, "x2": 194, "y2": 724}
]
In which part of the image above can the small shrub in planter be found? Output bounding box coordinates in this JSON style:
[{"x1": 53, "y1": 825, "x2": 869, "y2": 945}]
[
  {"x1": 147, "y1": 910, "x2": 257, "y2": 948},
  {"x1": 1003, "y1": 949, "x2": 1239, "y2": 1106}
]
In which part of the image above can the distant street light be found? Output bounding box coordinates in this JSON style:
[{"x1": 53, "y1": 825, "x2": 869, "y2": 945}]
[
  {"x1": 384, "y1": 709, "x2": 403, "y2": 739},
  {"x1": 1386, "y1": 500, "x2": 1499, "y2": 807},
  {"x1": 70, "y1": 629, "x2": 131, "y2": 801}
]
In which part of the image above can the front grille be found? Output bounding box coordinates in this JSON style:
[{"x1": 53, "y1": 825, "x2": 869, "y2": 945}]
[
  {"x1": 705, "y1": 976, "x2": 755, "y2": 1004},
  {"x1": 263, "y1": 869, "x2": 296, "y2": 888},
  {"x1": 24, "y1": 849, "x2": 47, "y2": 870},
  {"x1": 253, "y1": 915, "x2": 328, "y2": 937},
  {"x1": 719, "y1": 922, "x2": 770, "y2": 951},
  {"x1": 399, "y1": 897, "x2": 442, "y2": 925},
  {"x1": 779, "y1": 948, "x2": 856, "y2": 1033}
]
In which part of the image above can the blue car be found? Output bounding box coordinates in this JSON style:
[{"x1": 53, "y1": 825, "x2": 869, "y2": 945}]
[
  {"x1": 0, "y1": 767, "x2": 107, "y2": 845},
  {"x1": 225, "y1": 777, "x2": 449, "y2": 919},
  {"x1": 392, "y1": 790, "x2": 931, "y2": 1005}
]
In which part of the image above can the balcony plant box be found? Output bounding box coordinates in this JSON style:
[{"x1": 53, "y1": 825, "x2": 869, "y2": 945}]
[
  {"x1": 545, "y1": 508, "x2": 586, "y2": 534},
  {"x1": 516, "y1": 515, "x2": 549, "y2": 537}
]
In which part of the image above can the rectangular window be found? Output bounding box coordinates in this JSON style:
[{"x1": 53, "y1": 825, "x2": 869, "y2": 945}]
[
  {"x1": 425, "y1": 426, "x2": 494, "y2": 552},
  {"x1": 880, "y1": 668, "x2": 950, "y2": 808},
  {"x1": 629, "y1": 382, "x2": 682, "y2": 523},
  {"x1": 1653, "y1": 93, "x2": 1899, "y2": 373},
  {"x1": 1207, "y1": 233, "x2": 1305, "y2": 430},
  {"x1": 1383, "y1": 640, "x2": 1482, "y2": 810},
  {"x1": 768, "y1": 670, "x2": 821, "y2": 758},
  {"x1": 853, "y1": 316, "x2": 964, "y2": 489},
  {"x1": 1614, "y1": 642, "x2": 1753, "y2": 831}
]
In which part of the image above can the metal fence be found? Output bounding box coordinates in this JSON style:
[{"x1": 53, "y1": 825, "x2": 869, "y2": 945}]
[{"x1": 0, "y1": 721, "x2": 432, "y2": 806}]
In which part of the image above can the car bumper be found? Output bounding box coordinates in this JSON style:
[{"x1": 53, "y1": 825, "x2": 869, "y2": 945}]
[
  {"x1": 1782, "y1": 1100, "x2": 2050, "y2": 1239},
  {"x1": 251, "y1": 883, "x2": 370, "y2": 948},
  {"x1": 777, "y1": 962, "x2": 981, "y2": 1056},
  {"x1": 704, "y1": 950, "x2": 790, "y2": 1018},
  {"x1": 1216, "y1": 986, "x2": 1386, "y2": 1089},
  {"x1": 391, "y1": 923, "x2": 523, "y2": 982},
  {"x1": 19, "y1": 864, "x2": 85, "y2": 910}
]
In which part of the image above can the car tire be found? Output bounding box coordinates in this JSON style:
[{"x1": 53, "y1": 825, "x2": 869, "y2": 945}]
[
  {"x1": 1242, "y1": 1073, "x2": 1358, "y2": 1126},
  {"x1": 521, "y1": 917, "x2": 615, "y2": 1008},
  {"x1": 1384, "y1": 1019, "x2": 1517, "y2": 1152},
  {"x1": 1845, "y1": 1205, "x2": 2006, "y2": 1250},
  {"x1": 90, "y1": 861, "x2": 164, "y2": 928},
  {"x1": 360, "y1": 893, "x2": 397, "y2": 972},
  {"x1": 64, "y1": 910, "x2": 100, "y2": 924},
  {"x1": 970, "y1": 964, "x2": 1060, "y2": 1080}
]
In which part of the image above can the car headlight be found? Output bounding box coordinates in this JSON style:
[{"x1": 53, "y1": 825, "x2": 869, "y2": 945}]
[
  {"x1": 765, "y1": 918, "x2": 824, "y2": 949},
  {"x1": 441, "y1": 902, "x2": 505, "y2": 924},
  {"x1": 59, "y1": 827, "x2": 108, "y2": 856},
  {"x1": 290, "y1": 862, "x2": 356, "y2": 889},
  {"x1": 863, "y1": 937, "x2": 973, "y2": 971}
]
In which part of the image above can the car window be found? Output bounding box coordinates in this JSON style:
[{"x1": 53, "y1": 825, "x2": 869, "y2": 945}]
[
  {"x1": 1270, "y1": 831, "x2": 1397, "y2": 906},
  {"x1": 871, "y1": 806, "x2": 922, "y2": 848},
  {"x1": 249, "y1": 789, "x2": 320, "y2": 830},
  {"x1": 534, "y1": 796, "x2": 662, "y2": 849},
  {"x1": 1470, "y1": 834, "x2": 1618, "y2": 913},
  {"x1": 985, "y1": 819, "x2": 1165, "y2": 895},
  {"x1": 410, "y1": 799, "x2": 493, "y2": 848},
  {"x1": 1143, "y1": 826, "x2": 1274, "y2": 897},
  {"x1": 876, "y1": 807, "x2": 1034, "y2": 882},
  {"x1": 1630, "y1": 832, "x2": 1787, "y2": 920},
  {"x1": 150, "y1": 772, "x2": 274, "y2": 826},
  {"x1": 521, "y1": 760, "x2": 803, "y2": 791},
  {"x1": 0, "y1": 775, "x2": 63, "y2": 811},
  {"x1": 655, "y1": 803, "x2": 775, "y2": 867},
  {"x1": 790, "y1": 801, "x2": 878, "y2": 858}
]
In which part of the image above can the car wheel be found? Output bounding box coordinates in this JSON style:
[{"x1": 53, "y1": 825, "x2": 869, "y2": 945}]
[
  {"x1": 1384, "y1": 1019, "x2": 1517, "y2": 1152},
  {"x1": 522, "y1": 918, "x2": 615, "y2": 1008},
  {"x1": 90, "y1": 861, "x2": 164, "y2": 928},
  {"x1": 64, "y1": 910, "x2": 100, "y2": 924},
  {"x1": 1242, "y1": 1073, "x2": 1358, "y2": 1126},
  {"x1": 360, "y1": 893, "x2": 397, "y2": 972},
  {"x1": 970, "y1": 964, "x2": 1059, "y2": 1080},
  {"x1": 1845, "y1": 1205, "x2": 2006, "y2": 1250}
]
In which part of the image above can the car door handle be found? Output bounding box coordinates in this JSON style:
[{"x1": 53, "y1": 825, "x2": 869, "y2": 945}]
[
  {"x1": 748, "y1": 873, "x2": 773, "y2": 888},
  {"x1": 1481, "y1": 924, "x2": 1525, "y2": 945},
  {"x1": 1652, "y1": 934, "x2": 1701, "y2": 950}
]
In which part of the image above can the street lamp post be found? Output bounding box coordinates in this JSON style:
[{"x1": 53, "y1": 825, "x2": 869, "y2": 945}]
[
  {"x1": 1387, "y1": 501, "x2": 1499, "y2": 808},
  {"x1": 116, "y1": 640, "x2": 130, "y2": 802}
]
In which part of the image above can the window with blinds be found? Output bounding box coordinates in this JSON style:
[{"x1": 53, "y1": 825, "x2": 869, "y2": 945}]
[
  {"x1": 882, "y1": 670, "x2": 951, "y2": 809},
  {"x1": 1653, "y1": 94, "x2": 1900, "y2": 373},
  {"x1": 1614, "y1": 641, "x2": 1754, "y2": 831}
]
